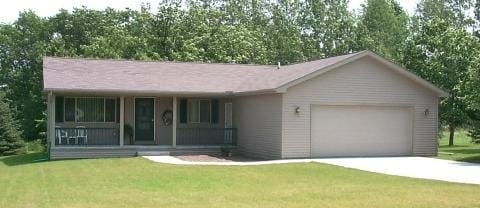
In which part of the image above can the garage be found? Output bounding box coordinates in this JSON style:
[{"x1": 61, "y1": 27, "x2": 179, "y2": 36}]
[{"x1": 311, "y1": 105, "x2": 413, "y2": 157}]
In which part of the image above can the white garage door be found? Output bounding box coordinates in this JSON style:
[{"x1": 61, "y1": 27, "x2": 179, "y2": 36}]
[{"x1": 311, "y1": 105, "x2": 413, "y2": 157}]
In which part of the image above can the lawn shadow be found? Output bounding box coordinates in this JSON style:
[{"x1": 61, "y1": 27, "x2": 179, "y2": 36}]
[
  {"x1": 440, "y1": 145, "x2": 480, "y2": 163},
  {"x1": 457, "y1": 155, "x2": 480, "y2": 164},
  {"x1": 0, "y1": 152, "x2": 49, "y2": 166},
  {"x1": 439, "y1": 145, "x2": 473, "y2": 148},
  {"x1": 444, "y1": 148, "x2": 480, "y2": 155}
]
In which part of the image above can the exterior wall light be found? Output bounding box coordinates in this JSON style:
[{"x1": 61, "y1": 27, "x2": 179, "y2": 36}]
[
  {"x1": 295, "y1": 106, "x2": 301, "y2": 115},
  {"x1": 424, "y1": 108, "x2": 430, "y2": 117}
]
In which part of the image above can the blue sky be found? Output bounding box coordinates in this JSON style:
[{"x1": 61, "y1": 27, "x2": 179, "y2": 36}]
[{"x1": 0, "y1": 0, "x2": 419, "y2": 24}]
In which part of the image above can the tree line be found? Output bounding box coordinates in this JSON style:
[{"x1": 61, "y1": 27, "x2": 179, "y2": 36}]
[{"x1": 1, "y1": 0, "x2": 480, "y2": 154}]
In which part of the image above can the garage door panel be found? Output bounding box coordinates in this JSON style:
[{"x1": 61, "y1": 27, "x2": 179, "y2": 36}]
[{"x1": 311, "y1": 105, "x2": 413, "y2": 157}]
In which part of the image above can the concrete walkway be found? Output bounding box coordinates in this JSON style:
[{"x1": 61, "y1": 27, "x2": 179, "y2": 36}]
[
  {"x1": 144, "y1": 156, "x2": 480, "y2": 185},
  {"x1": 144, "y1": 156, "x2": 319, "y2": 166}
]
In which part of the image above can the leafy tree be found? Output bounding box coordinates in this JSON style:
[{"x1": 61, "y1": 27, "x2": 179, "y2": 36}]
[
  {"x1": 355, "y1": 0, "x2": 409, "y2": 62},
  {"x1": 0, "y1": 91, "x2": 24, "y2": 155},
  {"x1": 404, "y1": 19, "x2": 479, "y2": 146},
  {"x1": 266, "y1": 0, "x2": 304, "y2": 64},
  {"x1": 0, "y1": 11, "x2": 48, "y2": 141},
  {"x1": 301, "y1": 0, "x2": 355, "y2": 59},
  {"x1": 416, "y1": 0, "x2": 474, "y2": 28}
]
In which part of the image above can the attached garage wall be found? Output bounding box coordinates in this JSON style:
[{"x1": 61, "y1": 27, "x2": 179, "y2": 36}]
[
  {"x1": 282, "y1": 56, "x2": 438, "y2": 158},
  {"x1": 233, "y1": 94, "x2": 282, "y2": 159}
]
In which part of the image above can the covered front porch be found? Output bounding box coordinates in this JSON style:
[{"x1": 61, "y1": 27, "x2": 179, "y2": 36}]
[{"x1": 46, "y1": 94, "x2": 236, "y2": 158}]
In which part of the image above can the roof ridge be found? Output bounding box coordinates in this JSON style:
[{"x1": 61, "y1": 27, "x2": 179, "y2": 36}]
[
  {"x1": 43, "y1": 51, "x2": 365, "y2": 68},
  {"x1": 43, "y1": 56, "x2": 277, "y2": 67},
  {"x1": 280, "y1": 51, "x2": 364, "y2": 68}
]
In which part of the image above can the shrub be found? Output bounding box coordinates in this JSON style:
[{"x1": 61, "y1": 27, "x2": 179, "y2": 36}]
[
  {"x1": 0, "y1": 92, "x2": 24, "y2": 155},
  {"x1": 17, "y1": 139, "x2": 45, "y2": 154},
  {"x1": 468, "y1": 120, "x2": 480, "y2": 143}
]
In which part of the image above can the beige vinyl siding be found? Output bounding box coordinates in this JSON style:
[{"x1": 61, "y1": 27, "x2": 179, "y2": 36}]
[
  {"x1": 282, "y1": 56, "x2": 438, "y2": 158},
  {"x1": 233, "y1": 94, "x2": 282, "y2": 159}
]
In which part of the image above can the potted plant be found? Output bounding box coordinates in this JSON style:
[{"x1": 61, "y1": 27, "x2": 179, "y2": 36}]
[
  {"x1": 221, "y1": 145, "x2": 233, "y2": 157},
  {"x1": 124, "y1": 124, "x2": 133, "y2": 144}
]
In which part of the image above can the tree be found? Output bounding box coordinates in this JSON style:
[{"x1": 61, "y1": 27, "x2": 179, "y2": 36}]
[
  {"x1": 300, "y1": 0, "x2": 355, "y2": 59},
  {"x1": 355, "y1": 0, "x2": 409, "y2": 62},
  {"x1": 416, "y1": 0, "x2": 474, "y2": 28},
  {"x1": 468, "y1": 111, "x2": 480, "y2": 143},
  {"x1": 0, "y1": 92, "x2": 24, "y2": 155},
  {"x1": 405, "y1": 0, "x2": 479, "y2": 146},
  {"x1": 404, "y1": 19, "x2": 479, "y2": 146},
  {"x1": 265, "y1": 0, "x2": 304, "y2": 64},
  {"x1": 0, "y1": 11, "x2": 49, "y2": 141}
]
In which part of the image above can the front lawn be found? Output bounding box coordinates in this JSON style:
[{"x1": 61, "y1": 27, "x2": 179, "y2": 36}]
[
  {"x1": 437, "y1": 130, "x2": 480, "y2": 163},
  {"x1": 1, "y1": 153, "x2": 479, "y2": 208}
]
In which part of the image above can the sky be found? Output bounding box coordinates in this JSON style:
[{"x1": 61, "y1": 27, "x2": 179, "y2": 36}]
[{"x1": 0, "y1": 0, "x2": 419, "y2": 24}]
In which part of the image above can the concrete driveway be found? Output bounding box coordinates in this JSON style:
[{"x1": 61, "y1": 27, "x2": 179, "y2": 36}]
[{"x1": 314, "y1": 157, "x2": 480, "y2": 185}]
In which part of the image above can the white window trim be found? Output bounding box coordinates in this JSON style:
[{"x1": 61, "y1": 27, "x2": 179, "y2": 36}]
[
  {"x1": 63, "y1": 97, "x2": 117, "y2": 124},
  {"x1": 187, "y1": 99, "x2": 211, "y2": 124}
]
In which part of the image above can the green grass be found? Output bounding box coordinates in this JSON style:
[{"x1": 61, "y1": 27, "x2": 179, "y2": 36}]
[
  {"x1": 437, "y1": 130, "x2": 480, "y2": 163},
  {"x1": 1, "y1": 153, "x2": 479, "y2": 208}
]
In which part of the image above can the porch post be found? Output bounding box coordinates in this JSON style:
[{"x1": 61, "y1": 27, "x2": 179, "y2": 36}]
[
  {"x1": 172, "y1": 97, "x2": 177, "y2": 147},
  {"x1": 48, "y1": 92, "x2": 55, "y2": 148},
  {"x1": 119, "y1": 96, "x2": 124, "y2": 146}
]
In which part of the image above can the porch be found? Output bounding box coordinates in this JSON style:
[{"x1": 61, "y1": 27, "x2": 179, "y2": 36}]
[{"x1": 46, "y1": 94, "x2": 236, "y2": 159}]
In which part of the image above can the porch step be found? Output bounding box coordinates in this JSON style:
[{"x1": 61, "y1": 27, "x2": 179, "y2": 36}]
[
  {"x1": 136, "y1": 151, "x2": 171, "y2": 156},
  {"x1": 50, "y1": 146, "x2": 225, "y2": 160}
]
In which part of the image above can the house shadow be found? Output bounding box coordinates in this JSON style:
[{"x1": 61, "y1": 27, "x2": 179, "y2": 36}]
[
  {"x1": 0, "y1": 152, "x2": 49, "y2": 166},
  {"x1": 457, "y1": 155, "x2": 480, "y2": 164},
  {"x1": 440, "y1": 146, "x2": 480, "y2": 164}
]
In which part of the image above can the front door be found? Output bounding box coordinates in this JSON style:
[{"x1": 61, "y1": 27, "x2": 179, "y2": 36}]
[{"x1": 135, "y1": 98, "x2": 155, "y2": 144}]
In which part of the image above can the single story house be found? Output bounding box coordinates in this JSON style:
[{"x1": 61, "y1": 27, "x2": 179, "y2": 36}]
[{"x1": 43, "y1": 50, "x2": 447, "y2": 160}]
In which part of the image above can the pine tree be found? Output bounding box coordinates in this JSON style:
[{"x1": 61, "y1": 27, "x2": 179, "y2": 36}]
[
  {"x1": 468, "y1": 111, "x2": 480, "y2": 143},
  {"x1": 0, "y1": 92, "x2": 24, "y2": 155},
  {"x1": 469, "y1": 121, "x2": 480, "y2": 143}
]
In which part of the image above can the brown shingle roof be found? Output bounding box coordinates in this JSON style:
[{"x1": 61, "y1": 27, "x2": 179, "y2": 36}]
[{"x1": 43, "y1": 52, "x2": 361, "y2": 95}]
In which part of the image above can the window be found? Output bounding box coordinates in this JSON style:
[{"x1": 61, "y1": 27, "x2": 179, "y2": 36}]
[
  {"x1": 105, "y1": 99, "x2": 116, "y2": 122},
  {"x1": 62, "y1": 97, "x2": 116, "y2": 123},
  {"x1": 64, "y1": 98, "x2": 76, "y2": 122},
  {"x1": 77, "y1": 98, "x2": 104, "y2": 122},
  {"x1": 188, "y1": 100, "x2": 200, "y2": 123},
  {"x1": 188, "y1": 99, "x2": 211, "y2": 123},
  {"x1": 199, "y1": 100, "x2": 210, "y2": 123},
  {"x1": 55, "y1": 97, "x2": 64, "y2": 122}
]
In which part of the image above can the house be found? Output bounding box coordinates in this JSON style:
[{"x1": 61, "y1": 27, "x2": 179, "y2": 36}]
[{"x1": 43, "y1": 51, "x2": 447, "y2": 160}]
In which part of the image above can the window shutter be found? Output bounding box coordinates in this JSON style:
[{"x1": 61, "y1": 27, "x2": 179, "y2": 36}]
[
  {"x1": 55, "y1": 96, "x2": 64, "y2": 122},
  {"x1": 211, "y1": 99, "x2": 219, "y2": 124},
  {"x1": 180, "y1": 99, "x2": 187, "y2": 123}
]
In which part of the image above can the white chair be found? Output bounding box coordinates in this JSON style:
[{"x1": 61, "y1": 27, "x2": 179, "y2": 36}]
[
  {"x1": 55, "y1": 127, "x2": 68, "y2": 145},
  {"x1": 76, "y1": 126, "x2": 88, "y2": 145}
]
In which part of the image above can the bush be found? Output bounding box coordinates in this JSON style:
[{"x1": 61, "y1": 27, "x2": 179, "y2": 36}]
[
  {"x1": 17, "y1": 139, "x2": 45, "y2": 154},
  {"x1": 0, "y1": 92, "x2": 24, "y2": 155},
  {"x1": 468, "y1": 120, "x2": 480, "y2": 143}
]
